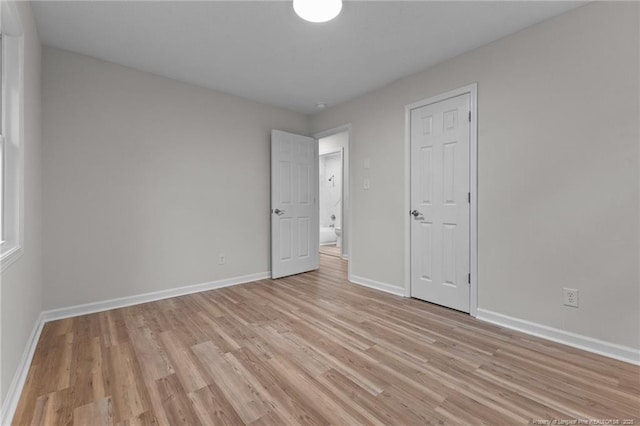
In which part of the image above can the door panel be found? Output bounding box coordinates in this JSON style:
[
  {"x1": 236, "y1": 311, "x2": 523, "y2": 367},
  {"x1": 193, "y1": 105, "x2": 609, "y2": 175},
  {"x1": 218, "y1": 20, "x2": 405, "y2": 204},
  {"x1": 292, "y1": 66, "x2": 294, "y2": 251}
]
[
  {"x1": 410, "y1": 94, "x2": 470, "y2": 312},
  {"x1": 271, "y1": 130, "x2": 318, "y2": 278}
]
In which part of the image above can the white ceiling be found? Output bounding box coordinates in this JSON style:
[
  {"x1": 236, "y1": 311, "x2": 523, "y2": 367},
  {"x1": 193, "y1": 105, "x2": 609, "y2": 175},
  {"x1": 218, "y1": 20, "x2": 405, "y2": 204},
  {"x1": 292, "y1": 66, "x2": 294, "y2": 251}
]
[{"x1": 32, "y1": 1, "x2": 583, "y2": 114}]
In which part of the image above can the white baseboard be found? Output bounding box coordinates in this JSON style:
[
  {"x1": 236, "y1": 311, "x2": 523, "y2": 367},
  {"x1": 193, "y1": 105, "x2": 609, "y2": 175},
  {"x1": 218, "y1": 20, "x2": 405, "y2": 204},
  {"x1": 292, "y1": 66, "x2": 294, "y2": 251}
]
[
  {"x1": 6, "y1": 277, "x2": 636, "y2": 426},
  {"x1": 1, "y1": 313, "x2": 45, "y2": 426},
  {"x1": 476, "y1": 308, "x2": 640, "y2": 366},
  {"x1": 1, "y1": 271, "x2": 271, "y2": 425},
  {"x1": 42, "y1": 271, "x2": 271, "y2": 322},
  {"x1": 349, "y1": 274, "x2": 405, "y2": 297}
]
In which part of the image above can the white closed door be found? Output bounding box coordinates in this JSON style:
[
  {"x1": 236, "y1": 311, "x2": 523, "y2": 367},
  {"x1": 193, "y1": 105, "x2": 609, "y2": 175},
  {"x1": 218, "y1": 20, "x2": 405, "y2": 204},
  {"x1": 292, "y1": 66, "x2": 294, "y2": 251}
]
[
  {"x1": 271, "y1": 130, "x2": 319, "y2": 279},
  {"x1": 410, "y1": 94, "x2": 471, "y2": 312}
]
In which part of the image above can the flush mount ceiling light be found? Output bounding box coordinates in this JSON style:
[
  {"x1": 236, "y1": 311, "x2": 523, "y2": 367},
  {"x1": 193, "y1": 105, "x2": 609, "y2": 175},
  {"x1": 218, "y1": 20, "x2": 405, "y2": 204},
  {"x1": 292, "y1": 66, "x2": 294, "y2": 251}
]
[{"x1": 293, "y1": 0, "x2": 342, "y2": 23}]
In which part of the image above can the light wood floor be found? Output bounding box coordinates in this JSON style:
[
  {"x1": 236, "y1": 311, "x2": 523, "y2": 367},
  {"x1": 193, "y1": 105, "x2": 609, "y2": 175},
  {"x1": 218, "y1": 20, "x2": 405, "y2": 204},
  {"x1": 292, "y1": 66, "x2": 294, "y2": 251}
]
[
  {"x1": 14, "y1": 255, "x2": 640, "y2": 425},
  {"x1": 319, "y1": 244, "x2": 341, "y2": 258}
]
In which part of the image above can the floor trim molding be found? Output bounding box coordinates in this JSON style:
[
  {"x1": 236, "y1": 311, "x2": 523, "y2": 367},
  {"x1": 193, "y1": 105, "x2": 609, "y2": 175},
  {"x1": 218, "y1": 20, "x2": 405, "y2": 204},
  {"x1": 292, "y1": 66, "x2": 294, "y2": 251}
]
[
  {"x1": 42, "y1": 271, "x2": 271, "y2": 322},
  {"x1": 2, "y1": 271, "x2": 272, "y2": 425},
  {"x1": 5, "y1": 277, "x2": 637, "y2": 425},
  {"x1": 349, "y1": 274, "x2": 405, "y2": 297},
  {"x1": 1, "y1": 313, "x2": 45, "y2": 426},
  {"x1": 476, "y1": 308, "x2": 640, "y2": 366}
]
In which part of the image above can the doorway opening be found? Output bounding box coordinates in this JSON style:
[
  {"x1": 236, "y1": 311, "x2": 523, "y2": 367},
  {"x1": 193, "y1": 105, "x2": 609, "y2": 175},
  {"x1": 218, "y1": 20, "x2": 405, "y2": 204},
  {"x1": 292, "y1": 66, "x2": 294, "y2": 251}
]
[
  {"x1": 270, "y1": 127, "x2": 350, "y2": 279},
  {"x1": 316, "y1": 127, "x2": 349, "y2": 261}
]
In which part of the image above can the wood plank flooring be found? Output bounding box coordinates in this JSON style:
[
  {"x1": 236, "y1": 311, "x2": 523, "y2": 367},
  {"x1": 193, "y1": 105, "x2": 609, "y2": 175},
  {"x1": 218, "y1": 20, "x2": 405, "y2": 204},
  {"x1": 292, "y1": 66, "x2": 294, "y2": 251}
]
[
  {"x1": 319, "y1": 245, "x2": 341, "y2": 258},
  {"x1": 13, "y1": 255, "x2": 640, "y2": 425}
]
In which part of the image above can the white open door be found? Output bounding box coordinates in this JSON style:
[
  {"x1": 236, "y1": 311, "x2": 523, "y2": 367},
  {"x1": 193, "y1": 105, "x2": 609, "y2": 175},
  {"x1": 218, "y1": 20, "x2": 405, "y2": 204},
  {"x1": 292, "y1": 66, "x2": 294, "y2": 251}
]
[
  {"x1": 410, "y1": 93, "x2": 471, "y2": 312},
  {"x1": 271, "y1": 130, "x2": 319, "y2": 278}
]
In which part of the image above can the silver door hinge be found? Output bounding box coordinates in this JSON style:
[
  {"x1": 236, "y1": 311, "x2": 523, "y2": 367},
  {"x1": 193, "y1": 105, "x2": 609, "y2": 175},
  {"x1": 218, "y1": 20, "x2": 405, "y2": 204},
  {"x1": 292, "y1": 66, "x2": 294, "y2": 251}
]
[
  {"x1": 468, "y1": 111, "x2": 471, "y2": 122},
  {"x1": 468, "y1": 273, "x2": 471, "y2": 284},
  {"x1": 468, "y1": 192, "x2": 471, "y2": 203}
]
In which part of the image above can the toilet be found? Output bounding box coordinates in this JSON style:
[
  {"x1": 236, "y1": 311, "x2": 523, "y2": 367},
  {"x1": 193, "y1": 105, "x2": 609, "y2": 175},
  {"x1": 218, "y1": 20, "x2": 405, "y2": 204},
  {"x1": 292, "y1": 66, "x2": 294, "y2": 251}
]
[{"x1": 334, "y1": 227, "x2": 342, "y2": 248}]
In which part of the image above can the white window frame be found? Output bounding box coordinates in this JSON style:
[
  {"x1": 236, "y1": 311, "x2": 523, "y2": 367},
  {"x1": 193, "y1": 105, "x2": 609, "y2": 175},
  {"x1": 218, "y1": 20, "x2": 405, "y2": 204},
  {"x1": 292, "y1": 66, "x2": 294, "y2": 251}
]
[{"x1": 0, "y1": 1, "x2": 24, "y2": 272}]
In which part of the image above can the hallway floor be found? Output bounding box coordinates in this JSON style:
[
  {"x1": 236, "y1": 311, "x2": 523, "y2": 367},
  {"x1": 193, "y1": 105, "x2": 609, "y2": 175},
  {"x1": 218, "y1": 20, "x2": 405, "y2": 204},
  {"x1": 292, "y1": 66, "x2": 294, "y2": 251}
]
[{"x1": 319, "y1": 244, "x2": 341, "y2": 258}]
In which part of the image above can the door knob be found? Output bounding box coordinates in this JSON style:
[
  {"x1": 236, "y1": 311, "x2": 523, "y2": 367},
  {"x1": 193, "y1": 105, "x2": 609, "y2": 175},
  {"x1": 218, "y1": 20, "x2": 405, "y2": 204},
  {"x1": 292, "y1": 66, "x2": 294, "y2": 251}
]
[
  {"x1": 274, "y1": 208, "x2": 285, "y2": 215},
  {"x1": 411, "y1": 210, "x2": 421, "y2": 217}
]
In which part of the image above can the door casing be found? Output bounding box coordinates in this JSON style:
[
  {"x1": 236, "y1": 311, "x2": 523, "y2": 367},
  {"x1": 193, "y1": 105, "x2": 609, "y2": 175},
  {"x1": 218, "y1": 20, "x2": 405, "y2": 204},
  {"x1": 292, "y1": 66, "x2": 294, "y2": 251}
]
[{"x1": 404, "y1": 83, "x2": 478, "y2": 317}]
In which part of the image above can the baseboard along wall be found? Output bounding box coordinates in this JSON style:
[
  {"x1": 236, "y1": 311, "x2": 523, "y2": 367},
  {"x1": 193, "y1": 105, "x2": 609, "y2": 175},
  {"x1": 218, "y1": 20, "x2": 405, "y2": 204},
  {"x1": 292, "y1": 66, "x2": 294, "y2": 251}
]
[
  {"x1": 476, "y1": 308, "x2": 640, "y2": 366},
  {"x1": 348, "y1": 274, "x2": 405, "y2": 297},
  {"x1": 1, "y1": 271, "x2": 270, "y2": 425},
  {"x1": 2, "y1": 272, "x2": 638, "y2": 425}
]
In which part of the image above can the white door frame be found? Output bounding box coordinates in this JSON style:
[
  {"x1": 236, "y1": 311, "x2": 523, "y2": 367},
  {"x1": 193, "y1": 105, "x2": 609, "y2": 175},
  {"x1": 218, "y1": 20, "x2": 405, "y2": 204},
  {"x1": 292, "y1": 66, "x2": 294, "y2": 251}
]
[
  {"x1": 404, "y1": 84, "x2": 478, "y2": 317},
  {"x1": 314, "y1": 124, "x2": 351, "y2": 269}
]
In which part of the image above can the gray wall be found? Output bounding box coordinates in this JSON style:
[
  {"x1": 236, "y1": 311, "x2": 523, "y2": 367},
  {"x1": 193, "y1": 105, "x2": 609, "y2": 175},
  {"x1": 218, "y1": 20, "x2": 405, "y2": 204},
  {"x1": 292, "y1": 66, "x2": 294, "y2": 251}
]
[
  {"x1": 310, "y1": 2, "x2": 640, "y2": 349},
  {"x1": 1, "y1": 1, "x2": 43, "y2": 401},
  {"x1": 42, "y1": 47, "x2": 308, "y2": 309}
]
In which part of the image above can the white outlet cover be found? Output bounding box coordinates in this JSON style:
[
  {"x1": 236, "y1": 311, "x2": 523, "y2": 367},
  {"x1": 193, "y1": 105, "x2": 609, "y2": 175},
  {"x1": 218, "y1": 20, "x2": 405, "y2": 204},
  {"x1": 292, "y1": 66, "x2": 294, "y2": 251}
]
[
  {"x1": 363, "y1": 178, "x2": 370, "y2": 190},
  {"x1": 563, "y1": 287, "x2": 578, "y2": 307}
]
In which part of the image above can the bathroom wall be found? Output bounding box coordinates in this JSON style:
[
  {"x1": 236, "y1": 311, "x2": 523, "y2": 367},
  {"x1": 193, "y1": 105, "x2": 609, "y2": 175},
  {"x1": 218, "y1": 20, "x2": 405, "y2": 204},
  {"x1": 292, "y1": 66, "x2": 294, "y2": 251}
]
[
  {"x1": 319, "y1": 152, "x2": 342, "y2": 230},
  {"x1": 319, "y1": 132, "x2": 347, "y2": 156},
  {"x1": 318, "y1": 131, "x2": 349, "y2": 256}
]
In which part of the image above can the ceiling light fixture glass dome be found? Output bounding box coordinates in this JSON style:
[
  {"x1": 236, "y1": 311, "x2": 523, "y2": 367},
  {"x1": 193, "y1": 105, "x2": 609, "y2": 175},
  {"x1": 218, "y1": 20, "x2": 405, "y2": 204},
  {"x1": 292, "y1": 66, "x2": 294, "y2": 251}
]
[{"x1": 293, "y1": 0, "x2": 342, "y2": 23}]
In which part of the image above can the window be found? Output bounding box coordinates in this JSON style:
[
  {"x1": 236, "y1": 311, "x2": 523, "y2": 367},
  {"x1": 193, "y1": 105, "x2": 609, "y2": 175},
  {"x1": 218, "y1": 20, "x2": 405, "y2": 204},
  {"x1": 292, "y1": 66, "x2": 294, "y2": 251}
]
[
  {"x1": 0, "y1": 35, "x2": 3, "y2": 242},
  {"x1": 0, "y1": 1, "x2": 24, "y2": 271}
]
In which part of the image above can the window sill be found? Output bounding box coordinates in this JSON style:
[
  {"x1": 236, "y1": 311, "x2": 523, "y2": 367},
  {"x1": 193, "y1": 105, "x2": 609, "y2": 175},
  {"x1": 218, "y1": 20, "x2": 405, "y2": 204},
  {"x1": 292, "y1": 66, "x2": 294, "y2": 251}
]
[{"x1": 1, "y1": 245, "x2": 24, "y2": 272}]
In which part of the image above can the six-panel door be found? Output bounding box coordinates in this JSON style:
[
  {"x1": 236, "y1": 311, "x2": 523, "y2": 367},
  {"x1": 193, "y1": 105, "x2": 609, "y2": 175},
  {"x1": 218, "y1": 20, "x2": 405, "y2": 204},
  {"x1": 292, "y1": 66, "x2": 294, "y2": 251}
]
[
  {"x1": 271, "y1": 130, "x2": 319, "y2": 278},
  {"x1": 410, "y1": 94, "x2": 471, "y2": 312}
]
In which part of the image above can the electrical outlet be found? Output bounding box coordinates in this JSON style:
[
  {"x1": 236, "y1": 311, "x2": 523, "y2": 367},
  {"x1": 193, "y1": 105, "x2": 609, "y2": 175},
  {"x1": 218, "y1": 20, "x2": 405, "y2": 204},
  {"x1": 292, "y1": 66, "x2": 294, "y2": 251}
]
[
  {"x1": 218, "y1": 253, "x2": 226, "y2": 265},
  {"x1": 363, "y1": 178, "x2": 370, "y2": 190},
  {"x1": 563, "y1": 288, "x2": 578, "y2": 307}
]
